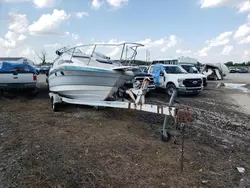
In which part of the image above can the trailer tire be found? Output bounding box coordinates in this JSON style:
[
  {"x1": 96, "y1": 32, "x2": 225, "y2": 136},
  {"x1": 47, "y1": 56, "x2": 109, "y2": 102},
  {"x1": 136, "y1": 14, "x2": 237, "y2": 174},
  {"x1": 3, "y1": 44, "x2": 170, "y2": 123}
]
[
  {"x1": 161, "y1": 131, "x2": 171, "y2": 142},
  {"x1": 51, "y1": 96, "x2": 59, "y2": 112}
]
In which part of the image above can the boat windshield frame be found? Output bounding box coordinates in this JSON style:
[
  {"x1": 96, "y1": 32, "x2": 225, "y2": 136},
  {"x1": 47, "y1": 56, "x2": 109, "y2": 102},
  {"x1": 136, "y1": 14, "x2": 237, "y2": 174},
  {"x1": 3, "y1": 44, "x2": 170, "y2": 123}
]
[{"x1": 55, "y1": 42, "x2": 144, "y2": 66}]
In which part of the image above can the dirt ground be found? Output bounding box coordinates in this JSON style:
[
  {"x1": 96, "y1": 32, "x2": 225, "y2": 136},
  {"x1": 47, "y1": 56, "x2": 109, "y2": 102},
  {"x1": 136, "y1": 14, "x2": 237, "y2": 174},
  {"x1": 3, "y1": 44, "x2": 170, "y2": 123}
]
[{"x1": 0, "y1": 82, "x2": 250, "y2": 188}]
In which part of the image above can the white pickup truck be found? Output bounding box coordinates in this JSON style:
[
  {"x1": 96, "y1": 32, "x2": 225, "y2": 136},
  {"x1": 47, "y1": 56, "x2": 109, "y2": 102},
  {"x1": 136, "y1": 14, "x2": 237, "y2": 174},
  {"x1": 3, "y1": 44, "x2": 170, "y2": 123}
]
[
  {"x1": 0, "y1": 62, "x2": 38, "y2": 95},
  {"x1": 148, "y1": 64, "x2": 204, "y2": 96}
]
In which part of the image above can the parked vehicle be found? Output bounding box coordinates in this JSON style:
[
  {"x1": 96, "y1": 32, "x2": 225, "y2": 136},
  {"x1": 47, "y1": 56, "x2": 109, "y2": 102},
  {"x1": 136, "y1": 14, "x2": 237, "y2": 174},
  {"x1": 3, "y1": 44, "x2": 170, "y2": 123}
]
[
  {"x1": 148, "y1": 64, "x2": 203, "y2": 96},
  {"x1": 229, "y1": 68, "x2": 238, "y2": 73},
  {"x1": 123, "y1": 67, "x2": 155, "y2": 92},
  {"x1": 237, "y1": 68, "x2": 249, "y2": 73},
  {"x1": 179, "y1": 64, "x2": 207, "y2": 87},
  {"x1": 202, "y1": 63, "x2": 229, "y2": 80},
  {"x1": 229, "y1": 67, "x2": 249, "y2": 73},
  {"x1": 40, "y1": 66, "x2": 50, "y2": 74},
  {"x1": 0, "y1": 61, "x2": 38, "y2": 95}
]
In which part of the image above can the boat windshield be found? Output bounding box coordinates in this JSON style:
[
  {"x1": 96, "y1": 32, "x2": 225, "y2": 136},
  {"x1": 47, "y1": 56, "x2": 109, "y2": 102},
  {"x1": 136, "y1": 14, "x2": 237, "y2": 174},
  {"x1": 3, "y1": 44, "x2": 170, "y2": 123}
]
[{"x1": 165, "y1": 66, "x2": 187, "y2": 74}]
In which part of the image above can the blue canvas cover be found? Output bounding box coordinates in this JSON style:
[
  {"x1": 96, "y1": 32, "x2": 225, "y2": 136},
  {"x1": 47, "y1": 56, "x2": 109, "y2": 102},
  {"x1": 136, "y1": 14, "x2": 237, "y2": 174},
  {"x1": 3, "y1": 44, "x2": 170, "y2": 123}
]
[
  {"x1": 151, "y1": 64, "x2": 165, "y2": 85},
  {"x1": 0, "y1": 61, "x2": 36, "y2": 73}
]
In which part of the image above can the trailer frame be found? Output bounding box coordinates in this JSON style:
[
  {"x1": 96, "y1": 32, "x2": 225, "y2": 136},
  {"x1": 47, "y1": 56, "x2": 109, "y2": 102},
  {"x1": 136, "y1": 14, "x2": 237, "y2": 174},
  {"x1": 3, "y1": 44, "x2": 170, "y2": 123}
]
[{"x1": 49, "y1": 90, "x2": 180, "y2": 142}]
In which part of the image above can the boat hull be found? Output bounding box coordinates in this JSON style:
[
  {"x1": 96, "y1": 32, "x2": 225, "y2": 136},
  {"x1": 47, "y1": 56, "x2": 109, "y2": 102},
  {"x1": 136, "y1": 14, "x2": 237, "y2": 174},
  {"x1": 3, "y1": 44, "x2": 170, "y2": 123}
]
[{"x1": 48, "y1": 68, "x2": 133, "y2": 101}]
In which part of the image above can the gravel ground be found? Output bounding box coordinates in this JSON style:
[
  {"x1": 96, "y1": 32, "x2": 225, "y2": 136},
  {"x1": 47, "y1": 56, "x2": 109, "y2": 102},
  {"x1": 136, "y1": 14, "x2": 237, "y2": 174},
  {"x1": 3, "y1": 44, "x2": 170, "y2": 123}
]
[{"x1": 0, "y1": 80, "x2": 250, "y2": 188}]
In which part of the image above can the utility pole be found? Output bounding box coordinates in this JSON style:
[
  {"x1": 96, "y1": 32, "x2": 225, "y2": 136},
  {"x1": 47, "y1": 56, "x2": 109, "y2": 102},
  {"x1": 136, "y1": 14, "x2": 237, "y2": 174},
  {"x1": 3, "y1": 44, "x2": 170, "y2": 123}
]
[
  {"x1": 125, "y1": 46, "x2": 128, "y2": 61},
  {"x1": 146, "y1": 49, "x2": 150, "y2": 63}
]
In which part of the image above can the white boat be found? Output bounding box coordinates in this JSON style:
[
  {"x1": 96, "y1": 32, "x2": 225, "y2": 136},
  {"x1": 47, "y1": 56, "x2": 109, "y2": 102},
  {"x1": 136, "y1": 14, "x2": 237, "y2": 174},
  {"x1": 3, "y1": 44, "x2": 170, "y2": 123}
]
[
  {"x1": 202, "y1": 62, "x2": 229, "y2": 80},
  {"x1": 48, "y1": 43, "x2": 144, "y2": 101}
]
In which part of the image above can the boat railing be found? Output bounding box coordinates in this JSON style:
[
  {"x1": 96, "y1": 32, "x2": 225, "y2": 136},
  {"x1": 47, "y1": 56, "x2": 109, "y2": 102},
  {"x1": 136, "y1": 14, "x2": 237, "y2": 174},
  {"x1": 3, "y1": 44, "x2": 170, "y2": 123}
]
[{"x1": 55, "y1": 43, "x2": 144, "y2": 66}]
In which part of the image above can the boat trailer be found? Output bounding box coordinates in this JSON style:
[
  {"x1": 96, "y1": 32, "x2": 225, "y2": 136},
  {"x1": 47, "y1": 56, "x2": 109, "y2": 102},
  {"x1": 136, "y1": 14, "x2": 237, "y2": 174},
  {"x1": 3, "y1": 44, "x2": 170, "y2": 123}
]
[{"x1": 49, "y1": 78, "x2": 195, "y2": 142}]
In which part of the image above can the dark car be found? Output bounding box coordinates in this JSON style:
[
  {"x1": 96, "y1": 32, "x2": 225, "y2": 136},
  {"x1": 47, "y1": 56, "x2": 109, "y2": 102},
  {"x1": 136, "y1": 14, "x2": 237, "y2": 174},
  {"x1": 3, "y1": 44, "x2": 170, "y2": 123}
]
[
  {"x1": 40, "y1": 66, "x2": 50, "y2": 74},
  {"x1": 124, "y1": 67, "x2": 155, "y2": 91},
  {"x1": 229, "y1": 68, "x2": 238, "y2": 73},
  {"x1": 237, "y1": 68, "x2": 249, "y2": 73}
]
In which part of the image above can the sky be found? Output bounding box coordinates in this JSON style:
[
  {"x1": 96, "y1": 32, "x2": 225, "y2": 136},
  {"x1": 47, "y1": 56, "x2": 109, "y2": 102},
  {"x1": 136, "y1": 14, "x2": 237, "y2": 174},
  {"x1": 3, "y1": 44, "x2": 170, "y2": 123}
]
[{"x1": 0, "y1": 0, "x2": 250, "y2": 64}]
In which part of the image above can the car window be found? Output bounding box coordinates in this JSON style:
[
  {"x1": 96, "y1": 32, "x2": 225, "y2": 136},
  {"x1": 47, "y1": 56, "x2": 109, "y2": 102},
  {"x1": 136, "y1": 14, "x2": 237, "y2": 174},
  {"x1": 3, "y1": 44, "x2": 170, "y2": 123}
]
[
  {"x1": 165, "y1": 66, "x2": 187, "y2": 74},
  {"x1": 181, "y1": 65, "x2": 198, "y2": 73}
]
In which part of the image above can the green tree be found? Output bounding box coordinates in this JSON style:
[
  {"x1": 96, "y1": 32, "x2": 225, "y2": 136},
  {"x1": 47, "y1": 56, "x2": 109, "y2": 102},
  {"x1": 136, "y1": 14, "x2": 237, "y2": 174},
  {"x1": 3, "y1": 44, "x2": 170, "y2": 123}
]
[{"x1": 225, "y1": 61, "x2": 233, "y2": 66}]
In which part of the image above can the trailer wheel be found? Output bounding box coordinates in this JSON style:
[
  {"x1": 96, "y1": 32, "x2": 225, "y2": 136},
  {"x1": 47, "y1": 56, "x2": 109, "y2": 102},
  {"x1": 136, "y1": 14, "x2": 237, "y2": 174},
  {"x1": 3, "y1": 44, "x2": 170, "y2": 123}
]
[
  {"x1": 51, "y1": 97, "x2": 59, "y2": 112},
  {"x1": 161, "y1": 130, "x2": 171, "y2": 142}
]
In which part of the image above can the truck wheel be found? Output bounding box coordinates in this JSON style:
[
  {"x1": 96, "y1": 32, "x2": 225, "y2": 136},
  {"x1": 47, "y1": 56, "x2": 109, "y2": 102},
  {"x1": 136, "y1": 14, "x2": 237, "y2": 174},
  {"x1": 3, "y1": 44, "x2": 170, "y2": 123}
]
[{"x1": 165, "y1": 84, "x2": 176, "y2": 97}]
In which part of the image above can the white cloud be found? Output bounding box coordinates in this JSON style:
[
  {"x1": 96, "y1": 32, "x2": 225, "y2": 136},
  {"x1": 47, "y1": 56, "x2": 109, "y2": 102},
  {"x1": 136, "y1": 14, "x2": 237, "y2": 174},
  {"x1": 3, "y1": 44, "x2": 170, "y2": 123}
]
[
  {"x1": 8, "y1": 12, "x2": 29, "y2": 33},
  {"x1": 92, "y1": 0, "x2": 102, "y2": 9},
  {"x1": 238, "y1": 1, "x2": 250, "y2": 13},
  {"x1": 28, "y1": 9, "x2": 70, "y2": 35},
  {"x1": 72, "y1": 33, "x2": 79, "y2": 40},
  {"x1": 206, "y1": 31, "x2": 232, "y2": 47},
  {"x1": 33, "y1": 0, "x2": 56, "y2": 8},
  {"x1": 94, "y1": 38, "x2": 125, "y2": 46},
  {"x1": 176, "y1": 49, "x2": 192, "y2": 54},
  {"x1": 107, "y1": 47, "x2": 120, "y2": 57},
  {"x1": 75, "y1": 12, "x2": 89, "y2": 18},
  {"x1": 91, "y1": 0, "x2": 128, "y2": 9},
  {"x1": 234, "y1": 24, "x2": 250, "y2": 39},
  {"x1": 77, "y1": 43, "x2": 83, "y2": 46},
  {"x1": 21, "y1": 46, "x2": 35, "y2": 56},
  {"x1": 1, "y1": 0, "x2": 29, "y2": 2},
  {"x1": 1, "y1": 0, "x2": 57, "y2": 8},
  {"x1": 197, "y1": 46, "x2": 211, "y2": 56},
  {"x1": 5, "y1": 31, "x2": 16, "y2": 41},
  {"x1": 248, "y1": 13, "x2": 250, "y2": 21},
  {"x1": 200, "y1": 0, "x2": 227, "y2": 8},
  {"x1": 244, "y1": 50, "x2": 249, "y2": 55},
  {"x1": 0, "y1": 38, "x2": 16, "y2": 48},
  {"x1": 197, "y1": 31, "x2": 233, "y2": 57},
  {"x1": 221, "y1": 45, "x2": 234, "y2": 55},
  {"x1": 137, "y1": 35, "x2": 178, "y2": 52},
  {"x1": 44, "y1": 43, "x2": 61, "y2": 48},
  {"x1": 4, "y1": 31, "x2": 27, "y2": 42},
  {"x1": 18, "y1": 34, "x2": 27, "y2": 41},
  {"x1": 200, "y1": 0, "x2": 250, "y2": 13},
  {"x1": 238, "y1": 35, "x2": 250, "y2": 44},
  {"x1": 106, "y1": 0, "x2": 128, "y2": 8}
]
